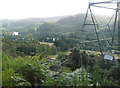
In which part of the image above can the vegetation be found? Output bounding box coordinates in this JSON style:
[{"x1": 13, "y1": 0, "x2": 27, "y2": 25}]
[
  {"x1": 2, "y1": 47, "x2": 120, "y2": 87},
  {"x1": 1, "y1": 14, "x2": 120, "y2": 87}
]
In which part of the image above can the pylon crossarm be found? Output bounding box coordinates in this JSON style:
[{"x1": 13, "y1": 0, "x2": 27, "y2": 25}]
[
  {"x1": 91, "y1": 5, "x2": 117, "y2": 10},
  {"x1": 90, "y1": 1, "x2": 117, "y2": 5}
]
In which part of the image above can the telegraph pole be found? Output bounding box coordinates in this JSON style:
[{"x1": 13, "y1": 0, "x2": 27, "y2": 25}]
[{"x1": 118, "y1": 1, "x2": 120, "y2": 51}]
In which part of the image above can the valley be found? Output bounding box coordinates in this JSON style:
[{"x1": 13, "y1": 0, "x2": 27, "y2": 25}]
[{"x1": 1, "y1": 13, "x2": 120, "y2": 87}]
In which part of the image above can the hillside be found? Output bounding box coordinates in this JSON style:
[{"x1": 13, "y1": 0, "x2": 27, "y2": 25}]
[
  {"x1": 0, "y1": 16, "x2": 64, "y2": 32},
  {"x1": 2, "y1": 13, "x2": 120, "y2": 87},
  {"x1": 35, "y1": 14, "x2": 112, "y2": 38}
]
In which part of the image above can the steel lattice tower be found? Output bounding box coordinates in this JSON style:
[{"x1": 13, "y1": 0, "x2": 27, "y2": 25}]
[{"x1": 80, "y1": 0, "x2": 120, "y2": 54}]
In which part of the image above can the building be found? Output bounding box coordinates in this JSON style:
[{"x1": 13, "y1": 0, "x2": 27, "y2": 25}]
[{"x1": 13, "y1": 32, "x2": 19, "y2": 36}]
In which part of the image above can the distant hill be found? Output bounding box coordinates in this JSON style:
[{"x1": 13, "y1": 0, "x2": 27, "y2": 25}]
[
  {"x1": 0, "y1": 16, "x2": 65, "y2": 32},
  {"x1": 56, "y1": 14, "x2": 85, "y2": 25},
  {"x1": 36, "y1": 14, "x2": 111, "y2": 36},
  {"x1": 1, "y1": 14, "x2": 113, "y2": 38},
  {"x1": 36, "y1": 14, "x2": 86, "y2": 36}
]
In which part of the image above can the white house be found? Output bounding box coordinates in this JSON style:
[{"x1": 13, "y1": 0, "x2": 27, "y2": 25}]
[{"x1": 13, "y1": 32, "x2": 19, "y2": 36}]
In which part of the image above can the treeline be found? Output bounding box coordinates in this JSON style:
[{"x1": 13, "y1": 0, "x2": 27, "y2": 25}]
[{"x1": 2, "y1": 35, "x2": 58, "y2": 57}]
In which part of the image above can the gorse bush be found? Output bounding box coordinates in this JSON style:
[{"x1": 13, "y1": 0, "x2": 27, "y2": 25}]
[
  {"x1": 2, "y1": 49, "x2": 120, "y2": 87},
  {"x1": 43, "y1": 67, "x2": 92, "y2": 86},
  {"x1": 2, "y1": 53, "x2": 49, "y2": 86},
  {"x1": 2, "y1": 69, "x2": 31, "y2": 86}
]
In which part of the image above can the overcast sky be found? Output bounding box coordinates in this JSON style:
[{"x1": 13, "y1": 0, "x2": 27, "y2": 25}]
[{"x1": 0, "y1": 0, "x2": 115, "y2": 19}]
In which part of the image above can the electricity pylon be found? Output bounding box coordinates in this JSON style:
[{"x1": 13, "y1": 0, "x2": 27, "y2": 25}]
[{"x1": 80, "y1": 0, "x2": 120, "y2": 54}]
